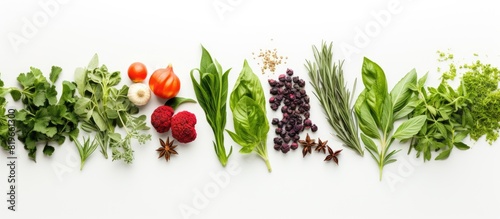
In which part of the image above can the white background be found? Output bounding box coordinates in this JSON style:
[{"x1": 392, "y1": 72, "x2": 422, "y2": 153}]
[{"x1": 1, "y1": 0, "x2": 500, "y2": 218}]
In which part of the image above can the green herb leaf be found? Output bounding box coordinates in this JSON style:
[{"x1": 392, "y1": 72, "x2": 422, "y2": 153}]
[
  {"x1": 12, "y1": 66, "x2": 80, "y2": 160},
  {"x1": 361, "y1": 57, "x2": 388, "y2": 122},
  {"x1": 74, "y1": 54, "x2": 151, "y2": 164},
  {"x1": 357, "y1": 98, "x2": 380, "y2": 139},
  {"x1": 435, "y1": 148, "x2": 452, "y2": 160},
  {"x1": 49, "y1": 66, "x2": 62, "y2": 84},
  {"x1": 164, "y1": 97, "x2": 197, "y2": 110},
  {"x1": 392, "y1": 115, "x2": 427, "y2": 140},
  {"x1": 453, "y1": 142, "x2": 470, "y2": 150},
  {"x1": 191, "y1": 46, "x2": 232, "y2": 167},
  {"x1": 43, "y1": 145, "x2": 55, "y2": 156},
  {"x1": 391, "y1": 69, "x2": 417, "y2": 113},
  {"x1": 227, "y1": 60, "x2": 271, "y2": 172},
  {"x1": 74, "y1": 67, "x2": 87, "y2": 96}
]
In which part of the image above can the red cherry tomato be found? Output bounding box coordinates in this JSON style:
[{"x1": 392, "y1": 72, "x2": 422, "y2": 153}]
[{"x1": 128, "y1": 62, "x2": 147, "y2": 82}]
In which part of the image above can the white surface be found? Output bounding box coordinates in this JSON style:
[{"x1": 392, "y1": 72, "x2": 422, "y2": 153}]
[{"x1": 1, "y1": 0, "x2": 500, "y2": 218}]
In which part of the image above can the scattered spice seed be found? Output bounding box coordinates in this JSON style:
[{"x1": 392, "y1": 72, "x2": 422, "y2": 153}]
[
  {"x1": 156, "y1": 137, "x2": 178, "y2": 162},
  {"x1": 254, "y1": 48, "x2": 287, "y2": 74},
  {"x1": 324, "y1": 146, "x2": 342, "y2": 165}
]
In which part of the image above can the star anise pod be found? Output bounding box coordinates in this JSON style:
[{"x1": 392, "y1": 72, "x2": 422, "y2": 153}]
[
  {"x1": 324, "y1": 146, "x2": 342, "y2": 165},
  {"x1": 156, "y1": 137, "x2": 178, "y2": 162},
  {"x1": 315, "y1": 138, "x2": 328, "y2": 154},
  {"x1": 299, "y1": 133, "x2": 316, "y2": 157}
]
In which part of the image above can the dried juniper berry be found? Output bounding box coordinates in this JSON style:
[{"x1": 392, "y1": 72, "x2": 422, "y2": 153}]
[
  {"x1": 274, "y1": 144, "x2": 281, "y2": 151},
  {"x1": 272, "y1": 118, "x2": 279, "y2": 125},
  {"x1": 278, "y1": 74, "x2": 286, "y2": 82},
  {"x1": 311, "y1": 124, "x2": 318, "y2": 132},
  {"x1": 274, "y1": 137, "x2": 283, "y2": 145},
  {"x1": 281, "y1": 143, "x2": 290, "y2": 153}
]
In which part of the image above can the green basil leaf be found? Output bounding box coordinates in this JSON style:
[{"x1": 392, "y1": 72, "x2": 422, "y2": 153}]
[
  {"x1": 392, "y1": 115, "x2": 427, "y2": 140},
  {"x1": 361, "y1": 57, "x2": 388, "y2": 120},
  {"x1": 357, "y1": 102, "x2": 381, "y2": 139},
  {"x1": 426, "y1": 105, "x2": 437, "y2": 116},
  {"x1": 354, "y1": 90, "x2": 366, "y2": 116},
  {"x1": 380, "y1": 96, "x2": 394, "y2": 134},
  {"x1": 435, "y1": 148, "x2": 451, "y2": 160},
  {"x1": 394, "y1": 96, "x2": 418, "y2": 120},
  {"x1": 239, "y1": 146, "x2": 253, "y2": 154},
  {"x1": 230, "y1": 60, "x2": 266, "y2": 112},
  {"x1": 418, "y1": 72, "x2": 428, "y2": 88},
  {"x1": 454, "y1": 131, "x2": 469, "y2": 143},
  {"x1": 390, "y1": 69, "x2": 417, "y2": 113},
  {"x1": 435, "y1": 122, "x2": 448, "y2": 137},
  {"x1": 454, "y1": 142, "x2": 470, "y2": 150},
  {"x1": 361, "y1": 133, "x2": 379, "y2": 162}
]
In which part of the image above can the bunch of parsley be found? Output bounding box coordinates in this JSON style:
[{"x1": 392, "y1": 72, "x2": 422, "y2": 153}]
[
  {"x1": 10, "y1": 67, "x2": 79, "y2": 161},
  {"x1": 0, "y1": 77, "x2": 11, "y2": 151}
]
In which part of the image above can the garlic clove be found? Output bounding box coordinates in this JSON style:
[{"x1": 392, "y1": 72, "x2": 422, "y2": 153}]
[{"x1": 128, "y1": 83, "x2": 151, "y2": 106}]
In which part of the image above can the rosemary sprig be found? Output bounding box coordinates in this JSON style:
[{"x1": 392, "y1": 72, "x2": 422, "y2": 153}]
[{"x1": 305, "y1": 42, "x2": 364, "y2": 156}]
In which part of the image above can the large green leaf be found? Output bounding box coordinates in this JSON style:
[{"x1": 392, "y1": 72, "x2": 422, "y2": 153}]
[
  {"x1": 356, "y1": 101, "x2": 381, "y2": 139},
  {"x1": 49, "y1": 66, "x2": 62, "y2": 84},
  {"x1": 390, "y1": 69, "x2": 417, "y2": 113},
  {"x1": 380, "y1": 96, "x2": 394, "y2": 135},
  {"x1": 361, "y1": 133, "x2": 379, "y2": 163},
  {"x1": 230, "y1": 60, "x2": 265, "y2": 111},
  {"x1": 361, "y1": 57, "x2": 388, "y2": 120},
  {"x1": 392, "y1": 115, "x2": 427, "y2": 140},
  {"x1": 87, "y1": 54, "x2": 99, "y2": 69},
  {"x1": 200, "y1": 46, "x2": 214, "y2": 73}
]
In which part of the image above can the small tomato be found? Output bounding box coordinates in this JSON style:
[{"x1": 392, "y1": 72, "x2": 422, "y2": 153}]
[
  {"x1": 128, "y1": 62, "x2": 148, "y2": 82},
  {"x1": 149, "y1": 64, "x2": 181, "y2": 99}
]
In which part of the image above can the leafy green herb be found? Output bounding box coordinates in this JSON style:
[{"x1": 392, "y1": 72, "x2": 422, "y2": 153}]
[
  {"x1": 306, "y1": 42, "x2": 364, "y2": 156},
  {"x1": 0, "y1": 77, "x2": 10, "y2": 151},
  {"x1": 190, "y1": 46, "x2": 232, "y2": 167},
  {"x1": 355, "y1": 58, "x2": 426, "y2": 180},
  {"x1": 10, "y1": 67, "x2": 80, "y2": 161},
  {"x1": 72, "y1": 136, "x2": 98, "y2": 170},
  {"x1": 227, "y1": 60, "x2": 271, "y2": 172},
  {"x1": 409, "y1": 72, "x2": 472, "y2": 161},
  {"x1": 164, "y1": 96, "x2": 197, "y2": 110},
  {"x1": 74, "y1": 54, "x2": 151, "y2": 164}
]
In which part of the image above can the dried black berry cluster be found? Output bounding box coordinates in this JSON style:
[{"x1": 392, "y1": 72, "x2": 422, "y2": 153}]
[{"x1": 268, "y1": 68, "x2": 318, "y2": 153}]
